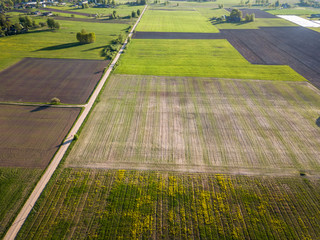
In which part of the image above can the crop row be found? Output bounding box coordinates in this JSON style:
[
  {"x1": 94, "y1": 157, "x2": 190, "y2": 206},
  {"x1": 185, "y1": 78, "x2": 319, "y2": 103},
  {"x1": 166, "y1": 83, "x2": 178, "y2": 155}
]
[
  {"x1": 67, "y1": 75, "x2": 320, "y2": 172},
  {"x1": 17, "y1": 169, "x2": 320, "y2": 239}
]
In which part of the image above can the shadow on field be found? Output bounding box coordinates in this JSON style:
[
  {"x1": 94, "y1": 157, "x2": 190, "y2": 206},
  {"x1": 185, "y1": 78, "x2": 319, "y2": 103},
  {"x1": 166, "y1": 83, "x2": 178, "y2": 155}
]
[
  {"x1": 82, "y1": 45, "x2": 106, "y2": 52},
  {"x1": 316, "y1": 117, "x2": 320, "y2": 127},
  {"x1": 35, "y1": 42, "x2": 81, "y2": 51},
  {"x1": 30, "y1": 105, "x2": 51, "y2": 112}
]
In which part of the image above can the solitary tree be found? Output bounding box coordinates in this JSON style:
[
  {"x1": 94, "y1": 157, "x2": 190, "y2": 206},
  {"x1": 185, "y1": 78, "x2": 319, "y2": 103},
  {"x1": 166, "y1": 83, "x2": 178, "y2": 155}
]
[
  {"x1": 47, "y1": 18, "x2": 60, "y2": 29},
  {"x1": 137, "y1": 9, "x2": 141, "y2": 16},
  {"x1": 131, "y1": 11, "x2": 136, "y2": 18}
]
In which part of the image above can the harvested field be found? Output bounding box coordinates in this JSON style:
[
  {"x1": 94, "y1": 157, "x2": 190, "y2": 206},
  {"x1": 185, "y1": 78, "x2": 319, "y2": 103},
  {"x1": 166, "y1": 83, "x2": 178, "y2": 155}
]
[
  {"x1": 67, "y1": 75, "x2": 320, "y2": 173},
  {"x1": 0, "y1": 105, "x2": 80, "y2": 168},
  {"x1": 17, "y1": 169, "x2": 320, "y2": 239},
  {"x1": 0, "y1": 58, "x2": 107, "y2": 104},
  {"x1": 0, "y1": 168, "x2": 42, "y2": 239},
  {"x1": 221, "y1": 27, "x2": 320, "y2": 88},
  {"x1": 115, "y1": 39, "x2": 305, "y2": 81},
  {"x1": 133, "y1": 31, "x2": 224, "y2": 39},
  {"x1": 225, "y1": 8, "x2": 278, "y2": 18}
]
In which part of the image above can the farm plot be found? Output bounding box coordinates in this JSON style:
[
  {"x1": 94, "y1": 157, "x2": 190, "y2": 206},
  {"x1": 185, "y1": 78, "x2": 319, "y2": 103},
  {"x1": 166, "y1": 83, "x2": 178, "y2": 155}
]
[
  {"x1": 221, "y1": 27, "x2": 320, "y2": 88},
  {"x1": 17, "y1": 169, "x2": 320, "y2": 239},
  {"x1": 0, "y1": 168, "x2": 42, "y2": 239},
  {"x1": 0, "y1": 19, "x2": 127, "y2": 71},
  {"x1": 115, "y1": 39, "x2": 305, "y2": 81},
  {"x1": 136, "y1": 10, "x2": 219, "y2": 33},
  {"x1": 66, "y1": 75, "x2": 320, "y2": 172},
  {"x1": 0, "y1": 105, "x2": 80, "y2": 168},
  {"x1": 0, "y1": 58, "x2": 106, "y2": 104}
]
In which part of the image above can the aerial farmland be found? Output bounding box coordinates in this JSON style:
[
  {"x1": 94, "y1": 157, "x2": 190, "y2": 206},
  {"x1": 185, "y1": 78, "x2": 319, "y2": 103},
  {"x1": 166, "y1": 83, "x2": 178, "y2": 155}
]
[{"x1": 1, "y1": 0, "x2": 320, "y2": 239}]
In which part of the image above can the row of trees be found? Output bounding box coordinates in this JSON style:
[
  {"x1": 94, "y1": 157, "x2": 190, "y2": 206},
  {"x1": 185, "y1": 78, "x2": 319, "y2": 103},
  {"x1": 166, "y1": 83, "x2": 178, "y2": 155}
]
[
  {"x1": 224, "y1": 9, "x2": 255, "y2": 22},
  {"x1": 0, "y1": 13, "x2": 60, "y2": 37}
]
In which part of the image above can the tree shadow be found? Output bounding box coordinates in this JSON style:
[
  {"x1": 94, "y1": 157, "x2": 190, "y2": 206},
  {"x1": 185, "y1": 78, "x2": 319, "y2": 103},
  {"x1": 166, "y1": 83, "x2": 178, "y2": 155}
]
[
  {"x1": 30, "y1": 105, "x2": 51, "y2": 112},
  {"x1": 316, "y1": 117, "x2": 320, "y2": 127},
  {"x1": 81, "y1": 45, "x2": 107, "y2": 52},
  {"x1": 35, "y1": 42, "x2": 81, "y2": 51}
]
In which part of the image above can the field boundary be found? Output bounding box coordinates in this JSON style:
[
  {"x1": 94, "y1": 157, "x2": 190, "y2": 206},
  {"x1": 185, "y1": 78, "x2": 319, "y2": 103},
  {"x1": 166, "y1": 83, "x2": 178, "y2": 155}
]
[{"x1": 3, "y1": 5, "x2": 148, "y2": 240}]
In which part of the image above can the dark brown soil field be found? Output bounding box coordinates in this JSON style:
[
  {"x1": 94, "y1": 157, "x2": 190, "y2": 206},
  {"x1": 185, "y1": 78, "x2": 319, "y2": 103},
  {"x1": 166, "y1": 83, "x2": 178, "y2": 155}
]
[
  {"x1": 0, "y1": 58, "x2": 107, "y2": 104},
  {"x1": 133, "y1": 31, "x2": 224, "y2": 39},
  {"x1": 224, "y1": 8, "x2": 278, "y2": 18},
  {"x1": 0, "y1": 105, "x2": 80, "y2": 168},
  {"x1": 221, "y1": 27, "x2": 320, "y2": 88}
]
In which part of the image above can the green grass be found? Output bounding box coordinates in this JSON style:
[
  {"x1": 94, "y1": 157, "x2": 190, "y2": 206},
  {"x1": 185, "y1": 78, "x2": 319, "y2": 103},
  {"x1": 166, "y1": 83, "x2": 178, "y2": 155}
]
[
  {"x1": 0, "y1": 19, "x2": 128, "y2": 70},
  {"x1": 0, "y1": 168, "x2": 42, "y2": 239},
  {"x1": 17, "y1": 169, "x2": 320, "y2": 239},
  {"x1": 115, "y1": 39, "x2": 305, "y2": 81},
  {"x1": 310, "y1": 27, "x2": 320, "y2": 32},
  {"x1": 136, "y1": 9, "x2": 219, "y2": 32}
]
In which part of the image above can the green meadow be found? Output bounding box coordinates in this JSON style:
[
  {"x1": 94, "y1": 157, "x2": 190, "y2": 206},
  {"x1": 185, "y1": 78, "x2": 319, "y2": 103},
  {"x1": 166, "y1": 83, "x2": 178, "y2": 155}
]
[
  {"x1": 136, "y1": 9, "x2": 219, "y2": 32},
  {"x1": 115, "y1": 39, "x2": 306, "y2": 81},
  {"x1": 0, "y1": 19, "x2": 128, "y2": 70}
]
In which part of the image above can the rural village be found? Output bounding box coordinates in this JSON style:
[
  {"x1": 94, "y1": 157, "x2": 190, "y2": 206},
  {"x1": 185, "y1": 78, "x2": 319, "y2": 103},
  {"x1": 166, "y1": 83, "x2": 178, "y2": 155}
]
[{"x1": 0, "y1": 0, "x2": 320, "y2": 239}]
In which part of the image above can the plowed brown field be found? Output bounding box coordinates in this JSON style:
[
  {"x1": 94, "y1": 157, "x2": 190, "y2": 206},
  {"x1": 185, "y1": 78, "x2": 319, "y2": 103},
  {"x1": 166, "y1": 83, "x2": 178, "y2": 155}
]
[
  {"x1": 0, "y1": 105, "x2": 80, "y2": 168},
  {"x1": 0, "y1": 58, "x2": 107, "y2": 104}
]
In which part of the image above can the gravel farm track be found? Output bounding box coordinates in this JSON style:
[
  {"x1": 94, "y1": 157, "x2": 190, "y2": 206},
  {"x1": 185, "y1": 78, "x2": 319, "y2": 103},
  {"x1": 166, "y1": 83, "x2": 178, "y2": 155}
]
[{"x1": 0, "y1": 58, "x2": 107, "y2": 104}]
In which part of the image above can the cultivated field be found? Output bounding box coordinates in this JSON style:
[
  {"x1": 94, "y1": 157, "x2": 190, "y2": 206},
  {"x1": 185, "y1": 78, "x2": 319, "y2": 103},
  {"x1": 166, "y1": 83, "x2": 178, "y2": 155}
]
[
  {"x1": 66, "y1": 75, "x2": 320, "y2": 173},
  {"x1": 0, "y1": 168, "x2": 42, "y2": 239},
  {"x1": 221, "y1": 27, "x2": 320, "y2": 88},
  {"x1": 0, "y1": 19, "x2": 128, "y2": 70},
  {"x1": 115, "y1": 39, "x2": 305, "y2": 81},
  {"x1": 0, "y1": 105, "x2": 80, "y2": 168},
  {"x1": 0, "y1": 58, "x2": 106, "y2": 104},
  {"x1": 136, "y1": 10, "x2": 219, "y2": 32},
  {"x1": 17, "y1": 169, "x2": 320, "y2": 239}
]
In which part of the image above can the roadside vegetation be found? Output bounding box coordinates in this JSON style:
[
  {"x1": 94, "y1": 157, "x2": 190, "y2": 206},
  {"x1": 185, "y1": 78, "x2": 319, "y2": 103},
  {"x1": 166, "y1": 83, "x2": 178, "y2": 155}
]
[{"x1": 17, "y1": 169, "x2": 320, "y2": 239}]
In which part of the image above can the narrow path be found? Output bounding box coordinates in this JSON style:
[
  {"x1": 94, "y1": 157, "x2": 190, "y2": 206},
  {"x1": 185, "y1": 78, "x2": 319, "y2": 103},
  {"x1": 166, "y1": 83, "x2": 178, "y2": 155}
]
[{"x1": 3, "y1": 5, "x2": 148, "y2": 240}]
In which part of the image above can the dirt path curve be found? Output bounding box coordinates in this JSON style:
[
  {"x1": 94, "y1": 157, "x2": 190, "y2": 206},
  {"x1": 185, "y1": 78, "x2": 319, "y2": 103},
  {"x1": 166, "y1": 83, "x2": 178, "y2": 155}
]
[{"x1": 3, "y1": 5, "x2": 148, "y2": 240}]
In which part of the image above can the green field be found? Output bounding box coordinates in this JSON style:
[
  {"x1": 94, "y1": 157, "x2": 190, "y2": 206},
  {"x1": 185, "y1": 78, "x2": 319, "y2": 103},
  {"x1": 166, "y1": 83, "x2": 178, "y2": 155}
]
[
  {"x1": 17, "y1": 168, "x2": 320, "y2": 239},
  {"x1": 115, "y1": 39, "x2": 305, "y2": 81},
  {"x1": 0, "y1": 168, "x2": 42, "y2": 239},
  {"x1": 0, "y1": 19, "x2": 128, "y2": 70},
  {"x1": 136, "y1": 9, "x2": 219, "y2": 32},
  {"x1": 66, "y1": 75, "x2": 320, "y2": 172}
]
